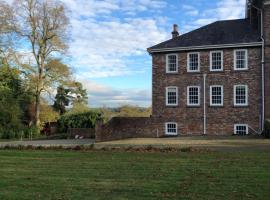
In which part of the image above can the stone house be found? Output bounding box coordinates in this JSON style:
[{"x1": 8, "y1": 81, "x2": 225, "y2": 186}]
[{"x1": 147, "y1": 0, "x2": 270, "y2": 136}]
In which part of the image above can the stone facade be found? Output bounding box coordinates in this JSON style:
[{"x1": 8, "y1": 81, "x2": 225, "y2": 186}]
[
  {"x1": 152, "y1": 47, "x2": 262, "y2": 135},
  {"x1": 264, "y1": 2, "x2": 270, "y2": 120}
]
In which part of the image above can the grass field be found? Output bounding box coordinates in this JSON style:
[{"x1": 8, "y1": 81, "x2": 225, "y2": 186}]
[{"x1": 0, "y1": 150, "x2": 269, "y2": 200}]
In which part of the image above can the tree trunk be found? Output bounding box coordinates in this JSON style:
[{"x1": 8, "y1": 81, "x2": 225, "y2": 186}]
[{"x1": 35, "y1": 92, "x2": 41, "y2": 127}]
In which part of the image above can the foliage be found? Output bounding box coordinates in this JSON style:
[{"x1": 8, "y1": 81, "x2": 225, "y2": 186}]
[
  {"x1": 97, "y1": 105, "x2": 152, "y2": 122},
  {"x1": 40, "y1": 104, "x2": 60, "y2": 127},
  {"x1": 7, "y1": 0, "x2": 70, "y2": 126},
  {"x1": 53, "y1": 86, "x2": 70, "y2": 114},
  {"x1": 57, "y1": 111, "x2": 103, "y2": 132},
  {"x1": 264, "y1": 120, "x2": 270, "y2": 130},
  {"x1": 53, "y1": 83, "x2": 88, "y2": 114}
]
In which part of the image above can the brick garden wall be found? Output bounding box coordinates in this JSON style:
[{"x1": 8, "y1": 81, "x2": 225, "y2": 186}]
[{"x1": 95, "y1": 117, "x2": 164, "y2": 142}]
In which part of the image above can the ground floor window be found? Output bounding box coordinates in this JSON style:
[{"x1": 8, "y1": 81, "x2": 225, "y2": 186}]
[
  {"x1": 234, "y1": 124, "x2": 248, "y2": 135},
  {"x1": 165, "y1": 122, "x2": 178, "y2": 135}
]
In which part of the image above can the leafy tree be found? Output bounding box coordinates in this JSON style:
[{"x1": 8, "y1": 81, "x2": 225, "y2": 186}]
[
  {"x1": 10, "y1": 0, "x2": 69, "y2": 126},
  {"x1": 53, "y1": 82, "x2": 88, "y2": 114},
  {"x1": 53, "y1": 86, "x2": 70, "y2": 114},
  {"x1": 117, "y1": 105, "x2": 152, "y2": 117},
  {"x1": 40, "y1": 104, "x2": 60, "y2": 127}
]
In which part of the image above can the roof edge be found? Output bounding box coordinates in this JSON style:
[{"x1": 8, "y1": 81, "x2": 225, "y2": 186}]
[{"x1": 147, "y1": 42, "x2": 262, "y2": 53}]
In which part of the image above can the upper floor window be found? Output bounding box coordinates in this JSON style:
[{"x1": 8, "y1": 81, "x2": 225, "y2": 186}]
[
  {"x1": 187, "y1": 52, "x2": 200, "y2": 72},
  {"x1": 210, "y1": 85, "x2": 223, "y2": 106},
  {"x1": 234, "y1": 49, "x2": 248, "y2": 70},
  {"x1": 187, "y1": 86, "x2": 200, "y2": 106},
  {"x1": 234, "y1": 85, "x2": 248, "y2": 106},
  {"x1": 166, "y1": 87, "x2": 178, "y2": 106},
  {"x1": 210, "y1": 51, "x2": 223, "y2": 71},
  {"x1": 166, "y1": 54, "x2": 178, "y2": 73}
]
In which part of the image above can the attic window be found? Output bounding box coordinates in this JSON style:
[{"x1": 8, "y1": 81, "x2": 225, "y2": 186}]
[
  {"x1": 187, "y1": 52, "x2": 200, "y2": 72},
  {"x1": 166, "y1": 54, "x2": 178, "y2": 73}
]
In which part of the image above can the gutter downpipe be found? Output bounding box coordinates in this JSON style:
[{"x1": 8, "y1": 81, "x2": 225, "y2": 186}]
[
  {"x1": 203, "y1": 74, "x2": 207, "y2": 135},
  {"x1": 249, "y1": 2, "x2": 265, "y2": 133},
  {"x1": 261, "y1": 9, "x2": 265, "y2": 133}
]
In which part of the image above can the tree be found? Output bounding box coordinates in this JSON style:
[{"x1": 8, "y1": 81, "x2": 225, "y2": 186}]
[
  {"x1": 40, "y1": 104, "x2": 59, "y2": 127},
  {"x1": 0, "y1": 1, "x2": 14, "y2": 65},
  {"x1": 0, "y1": 63, "x2": 34, "y2": 126},
  {"x1": 53, "y1": 82, "x2": 88, "y2": 114},
  {"x1": 11, "y1": 0, "x2": 69, "y2": 126},
  {"x1": 53, "y1": 85, "x2": 70, "y2": 114}
]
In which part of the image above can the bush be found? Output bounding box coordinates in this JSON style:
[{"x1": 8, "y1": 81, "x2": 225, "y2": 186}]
[
  {"x1": 23, "y1": 126, "x2": 40, "y2": 139},
  {"x1": 264, "y1": 120, "x2": 270, "y2": 138},
  {"x1": 57, "y1": 111, "x2": 104, "y2": 133}
]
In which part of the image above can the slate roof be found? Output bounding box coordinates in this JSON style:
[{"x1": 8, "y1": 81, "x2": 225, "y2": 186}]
[{"x1": 148, "y1": 19, "x2": 261, "y2": 52}]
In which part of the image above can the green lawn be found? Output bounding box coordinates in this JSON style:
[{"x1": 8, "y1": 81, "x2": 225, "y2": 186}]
[{"x1": 0, "y1": 150, "x2": 269, "y2": 200}]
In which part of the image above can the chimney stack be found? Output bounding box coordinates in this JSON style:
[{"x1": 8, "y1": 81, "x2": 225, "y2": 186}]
[{"x1": 171, "y1": 24, "x2": 179, "y2": 39}]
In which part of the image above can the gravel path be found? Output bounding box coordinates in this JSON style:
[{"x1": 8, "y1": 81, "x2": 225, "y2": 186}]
[{"x1": 0, "y1": 139, "x2": 95, "y2": 147}]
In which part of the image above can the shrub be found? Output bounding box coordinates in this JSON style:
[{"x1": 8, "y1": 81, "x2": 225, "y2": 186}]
[
  {"x1": 57, "y1": 111, "x2": 104, "y2": 133},
  {"x1": 264, "y1": 120, "x2": 270, "y2": 138}
]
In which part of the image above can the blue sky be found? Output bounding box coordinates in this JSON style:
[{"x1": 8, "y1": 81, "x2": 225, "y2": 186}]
[{"x1": 5, "y1": 0, "x2": 247, "y2": 107}]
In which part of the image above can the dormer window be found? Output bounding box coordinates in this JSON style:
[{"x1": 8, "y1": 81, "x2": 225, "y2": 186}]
[
  {"x1": 234, "y1": 49, "x2": 248, "y2": 70},
  {"x1": 187, "y1": 52, "x2": 200, "y2": 72},
  {"x1": 166, "y1": 54, "x2": 178, "y2": 73}
]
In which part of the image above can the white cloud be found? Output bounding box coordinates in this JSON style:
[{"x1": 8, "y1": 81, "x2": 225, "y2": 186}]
[
  {"x1": 182, "y1": 5, "x2": 199, "y2": 16},
  {"x1": 183, "y1": 0, "x2": 246, "y2": 32},
  {"x1": 78, "y1": 78, "x2": 151, "y2": 107},
  {"x1": 61, "y1": 0, "x2": 168, "y2": 78}
]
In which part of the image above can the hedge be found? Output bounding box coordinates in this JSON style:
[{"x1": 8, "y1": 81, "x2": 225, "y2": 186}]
[{"x1": 57, "y1": 111, "x2": 104, "y2": 133}]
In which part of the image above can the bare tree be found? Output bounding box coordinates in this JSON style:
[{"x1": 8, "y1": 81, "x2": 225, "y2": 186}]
[{"x1": 12, "y1": 0, "x2": 69, "y2": 126}]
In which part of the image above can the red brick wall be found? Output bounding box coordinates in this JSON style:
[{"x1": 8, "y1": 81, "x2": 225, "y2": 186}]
[
  {"x1": 264, "y1": 3, "x2": 270, "y2": 120},
  {"x1": 95, "y1": 117, "x2": 159, "y2": 142},
  {"x1": 152, "y1": 47, "x2": 262, "y2": 135}
]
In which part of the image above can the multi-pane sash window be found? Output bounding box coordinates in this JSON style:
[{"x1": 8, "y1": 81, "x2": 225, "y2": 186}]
[
  {"x1": 210, "y1": 86, "x2": 223, "y2": 106},
  {"x1": 234, "y1": 85, "x2": 248, "y2": 106},
  {"x1": 234, "y1": 124, "x2": 248, "y2": 135},
  {"x1": 188, "y1": 53, "x2": 200, "y2": 72},
  {"x1": 187, "y1": 86, "x2": 200, "y2": 106},
  {"x1": 165, "y1": 122, "x2": 178, "y2": 135},
  {"x1": 210, "y1": 51, "x2": 223, "y2": 71},
  {"x1": 166, "y1": 87, "x2": 178, "y2": 106},
  {"x1": 166, "y1": 54, "x2": 178, "y2": 73},
  {"x1": 234, "y1": 49, "x2": 248, "y2": 70}
]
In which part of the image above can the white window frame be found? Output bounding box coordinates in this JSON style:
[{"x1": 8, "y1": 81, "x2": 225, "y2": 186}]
[
  {"x1": 187, "y1": 52, "x2": 200, "y2": 72},
  {"x1": 210, "y1": 51, "x2": 223, "y2": 71},
  {"x1": 165, "y1": 122, "x2": 178, "y2": 135},
  {"x1": 234, "y1": 124, "x2": 249, "y2": 135},
  {"x1": 166, "y1": 86, "x2": 178, "y2": 106},
  {"x1": 234, "y1": 49, "x2": 248, "y2": 70},
  {"x1": 210, "y1": 85, "x2": 224, "y2": 106},
  {"x1": 187, "y1": 86, "x2": 200, "y2": 106},
  {"x1": 234, "y1": 85, "x2": 248, "y2": 106},
  {"x1": 166, "y1": 54, "x2": 178, "y2": 73}
]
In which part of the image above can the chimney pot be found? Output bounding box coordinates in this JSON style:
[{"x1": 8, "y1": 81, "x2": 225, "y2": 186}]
[{"x1": 172, "y1": 24, "x2": 179, "y2": 38}]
